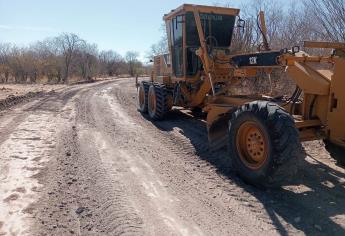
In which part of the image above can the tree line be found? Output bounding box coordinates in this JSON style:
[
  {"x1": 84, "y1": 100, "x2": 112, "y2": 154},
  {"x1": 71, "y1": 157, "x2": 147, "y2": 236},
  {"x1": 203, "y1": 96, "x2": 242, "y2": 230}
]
[{"x1": 0, "y1": 33, "x2": 147, "y2": 84}]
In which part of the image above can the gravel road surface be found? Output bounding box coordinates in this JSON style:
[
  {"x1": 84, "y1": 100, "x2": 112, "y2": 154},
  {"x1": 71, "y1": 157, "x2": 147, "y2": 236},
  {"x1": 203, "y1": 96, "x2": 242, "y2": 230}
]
[{"x1": 1, "y1": 78, "x2": 345, "y2": 235}]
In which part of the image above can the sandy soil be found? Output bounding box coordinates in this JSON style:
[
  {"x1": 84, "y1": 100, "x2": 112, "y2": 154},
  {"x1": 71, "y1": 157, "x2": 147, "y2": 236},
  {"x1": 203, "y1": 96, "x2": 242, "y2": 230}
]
[{"x1": 0, "y1": 78, "x2": 344, "y2": 235}]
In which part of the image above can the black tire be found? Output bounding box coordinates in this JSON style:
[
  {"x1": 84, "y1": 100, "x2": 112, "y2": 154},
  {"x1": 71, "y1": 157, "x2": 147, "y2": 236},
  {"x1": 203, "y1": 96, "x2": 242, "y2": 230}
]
[
  {"x1": 147, "y1": 83, "x2": 168, "y2": 120},
  {"x1": 138, "y1": 81, "x2": 150, "y2": 113},
  {"x1": 228, "y1": 101, "x2": 304, "y2": 188}
]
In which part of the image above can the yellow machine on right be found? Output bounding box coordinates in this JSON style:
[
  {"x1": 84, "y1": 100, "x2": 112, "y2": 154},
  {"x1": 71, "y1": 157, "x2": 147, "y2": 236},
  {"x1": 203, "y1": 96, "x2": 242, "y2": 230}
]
[{"x1": 138, "y1": 4, "x2": 345, "y2": 187}]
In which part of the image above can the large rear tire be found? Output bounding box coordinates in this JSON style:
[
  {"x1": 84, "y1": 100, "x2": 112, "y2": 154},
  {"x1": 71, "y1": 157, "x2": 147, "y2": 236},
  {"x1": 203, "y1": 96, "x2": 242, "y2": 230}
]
[
  {"x1": 138, "y1": 81, "x2": 150, "y2": 113},
  {"x1": 147, "y1": 83, "x2": 168, "y2": 120},
  {"x1": 228, "y1": 101, "x2": 304, "y2": 188}
]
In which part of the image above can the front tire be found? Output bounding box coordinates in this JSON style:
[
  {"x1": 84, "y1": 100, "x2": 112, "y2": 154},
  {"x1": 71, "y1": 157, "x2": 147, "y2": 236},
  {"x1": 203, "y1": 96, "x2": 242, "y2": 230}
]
[{"x1": 228, "y1": 101, "x2": 304, "y2": 188}]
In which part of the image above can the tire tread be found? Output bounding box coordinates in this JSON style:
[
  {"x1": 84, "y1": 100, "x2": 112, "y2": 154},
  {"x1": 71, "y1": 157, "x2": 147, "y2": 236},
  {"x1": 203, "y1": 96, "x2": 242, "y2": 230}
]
[{"x1": 229, "y1": 101, "x2": 304, "y2": 187}]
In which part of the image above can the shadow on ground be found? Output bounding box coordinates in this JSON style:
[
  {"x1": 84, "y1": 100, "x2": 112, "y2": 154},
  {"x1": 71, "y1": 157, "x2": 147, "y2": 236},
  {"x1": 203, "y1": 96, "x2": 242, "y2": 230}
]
[{"x1": 143, "y1": 109, "x2": 345, "y2": 236}]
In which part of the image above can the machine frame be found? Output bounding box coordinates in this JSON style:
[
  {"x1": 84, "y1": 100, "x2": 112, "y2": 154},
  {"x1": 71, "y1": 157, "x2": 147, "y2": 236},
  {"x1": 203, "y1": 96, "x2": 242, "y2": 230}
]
[{"x1": 138, "y1": 4, "x2": 345, "y2": 187}]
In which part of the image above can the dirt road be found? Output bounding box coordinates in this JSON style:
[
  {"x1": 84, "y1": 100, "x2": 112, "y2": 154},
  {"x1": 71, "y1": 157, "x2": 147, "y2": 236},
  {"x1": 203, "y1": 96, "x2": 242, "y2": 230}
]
[{"x1": 0, "y1": 78, "x2": 345, "y2": 235}]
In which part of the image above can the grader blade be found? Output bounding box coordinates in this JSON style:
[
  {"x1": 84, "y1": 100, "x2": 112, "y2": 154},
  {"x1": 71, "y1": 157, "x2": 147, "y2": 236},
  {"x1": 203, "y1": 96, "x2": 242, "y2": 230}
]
[{"x1": 208, "y1": 114, "x2": 231, "y2": 150}]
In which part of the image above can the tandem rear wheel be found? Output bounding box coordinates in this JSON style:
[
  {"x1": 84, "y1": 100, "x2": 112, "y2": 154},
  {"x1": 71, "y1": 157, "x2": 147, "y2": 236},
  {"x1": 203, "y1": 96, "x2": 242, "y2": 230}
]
[
  {"x1": 228, "y1": 101, "x2": 304, "y2": 188},
  {"x1": 138, "y1": 81, "x2": 150, "y2": 113},
  {"x1": 137, "y1": 81, "x2": 169, "y2": 120}
]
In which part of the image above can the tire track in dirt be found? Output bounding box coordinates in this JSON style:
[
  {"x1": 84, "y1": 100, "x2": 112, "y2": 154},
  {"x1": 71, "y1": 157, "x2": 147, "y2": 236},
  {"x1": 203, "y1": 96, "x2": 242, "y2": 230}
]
[
  {"x1": 109, "y1": 80, "x2": 284, "y2": 231},
  {"x1": 109, "y1": 78, "x2": 345, "y2": 235},
  {"x1": 0, "y1": 100, "x2": 61, "y2": 235},
  {"x1": 74, "y1": 87, "x2": 145, "y2": 235},
  {"x1": 85, "y1": 86, "x2": 207, "y2": 235},
  {"x1": 95, "y1": 82, "x2": 284, "y2": 235},
  {"x1": 28, "y1": 81, "x2": 145, "y2": 235}
]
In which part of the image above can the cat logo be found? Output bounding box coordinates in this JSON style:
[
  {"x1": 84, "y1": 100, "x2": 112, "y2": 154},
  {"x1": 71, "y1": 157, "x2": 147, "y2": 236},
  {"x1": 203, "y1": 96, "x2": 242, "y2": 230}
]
[{"x1": 249, "y1": 56, "x2": 258, "y2": 65}]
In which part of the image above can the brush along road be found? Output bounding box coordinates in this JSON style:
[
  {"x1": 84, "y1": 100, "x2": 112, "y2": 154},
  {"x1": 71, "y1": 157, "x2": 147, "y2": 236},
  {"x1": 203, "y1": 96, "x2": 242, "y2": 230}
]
[{"x1": 0, "y1": 78, "x2": 345, "y2": 235}]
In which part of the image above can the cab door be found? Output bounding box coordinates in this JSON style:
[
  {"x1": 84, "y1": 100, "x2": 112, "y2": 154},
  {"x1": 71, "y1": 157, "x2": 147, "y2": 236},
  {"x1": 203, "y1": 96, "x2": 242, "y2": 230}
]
[{"x1": 170, "y1": 15, "x2": 184, "y2": 78}]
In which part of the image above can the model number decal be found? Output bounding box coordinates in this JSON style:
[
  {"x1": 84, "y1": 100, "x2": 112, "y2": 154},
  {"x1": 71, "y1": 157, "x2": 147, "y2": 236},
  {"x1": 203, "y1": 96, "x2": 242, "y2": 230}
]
[
  {"x1": 249, "y1": 56, "x2": 258, "y2": 65},
  {"x1": 200, "y1": 13, "x2": 223, "y2": 21}
]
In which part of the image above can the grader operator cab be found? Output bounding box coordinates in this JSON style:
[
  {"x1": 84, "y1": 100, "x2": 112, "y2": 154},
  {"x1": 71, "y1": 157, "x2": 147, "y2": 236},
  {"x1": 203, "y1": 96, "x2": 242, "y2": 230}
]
[{"x1": 137, "y1": 4, "x2": 345, "y2": 187}]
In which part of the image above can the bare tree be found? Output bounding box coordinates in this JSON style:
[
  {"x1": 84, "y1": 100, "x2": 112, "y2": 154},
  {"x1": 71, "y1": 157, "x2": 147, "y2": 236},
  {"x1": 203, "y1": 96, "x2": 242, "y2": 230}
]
[
  {"x1": 24, "y1": 49, "x2": 41, "y2": 83},
  {"x1": 146, "y1": 37, "x2": 168, "y2": 60},
  {"x1": 125, "y1": 51, "x2": 140, "y2": 76},
  {"x1": 0, "y1": 43, "x2": 12, "y2": 83},
  {"x1": 231, "y1": 17, "x2": 256, "y2": 53},
  {"x1": 303, "y1": 0, "x2": 345, "y2": 42},
  {"x1": 146, "y1": 24, "x2": 169, "y2": 60},
  {"x1": 237, "y1": 0, "x2": 285, "y2": 51},
  {"x1": 56, "y1": 33, "x2": 85, "y2": 83},
  {"x1": 278, "y1": 5, "x2": 322, "y2": 50},
  {"x1": 77, "y1": 43, "x2": 99, "y2": 81},
  {"x1": 99, "y1": 50, "x2": 124, "y2": 76},
  {"x1": 34, "y1": 38, "x2": 64, "y2": 83},
  {"x1": 7, "y1": 46, "x2": 30, "y2": 83}
]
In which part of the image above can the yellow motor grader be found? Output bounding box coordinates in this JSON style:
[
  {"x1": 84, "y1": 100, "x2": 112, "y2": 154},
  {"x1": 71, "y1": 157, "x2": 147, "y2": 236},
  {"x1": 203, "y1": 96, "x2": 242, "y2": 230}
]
[{"x1": 137, "y1": 4, "x2": 345, "y2": 187}]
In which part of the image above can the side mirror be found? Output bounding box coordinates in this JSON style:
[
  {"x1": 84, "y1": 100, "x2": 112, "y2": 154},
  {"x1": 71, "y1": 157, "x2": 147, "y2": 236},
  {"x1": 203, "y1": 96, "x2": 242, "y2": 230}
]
[
  {"x1": 236, "y1": 17, "x2": 245, "y2": 29},
  {"x1": 292, "y1": 46, "x2": 300, "y2": 54}
]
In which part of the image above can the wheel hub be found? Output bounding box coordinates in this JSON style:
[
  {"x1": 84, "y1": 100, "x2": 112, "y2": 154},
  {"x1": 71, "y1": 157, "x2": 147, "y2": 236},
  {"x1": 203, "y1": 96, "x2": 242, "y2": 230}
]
[
  {"x1": 246, "y1": 130, "x2": 265, "y2": 161},
  {"x1": 236, "y1": 121, "x2": 269, "y2": 170}
]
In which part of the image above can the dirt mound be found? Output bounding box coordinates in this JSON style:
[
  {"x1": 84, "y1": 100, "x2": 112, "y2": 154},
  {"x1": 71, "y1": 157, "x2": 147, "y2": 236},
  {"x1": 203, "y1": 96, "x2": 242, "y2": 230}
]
[{"x1": 0, "y1": 91, "x2": 43, "y2": 111}]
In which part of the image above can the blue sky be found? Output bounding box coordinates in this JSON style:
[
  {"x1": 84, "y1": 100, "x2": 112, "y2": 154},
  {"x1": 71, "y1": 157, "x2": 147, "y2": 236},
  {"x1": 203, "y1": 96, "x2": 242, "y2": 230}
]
[{"x1": 0, "y1": 0, "x2": 290, "y2": 60}]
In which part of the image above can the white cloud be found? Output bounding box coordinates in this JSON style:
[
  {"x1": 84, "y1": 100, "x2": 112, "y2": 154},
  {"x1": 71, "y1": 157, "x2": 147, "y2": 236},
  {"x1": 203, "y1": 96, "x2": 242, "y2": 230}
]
[{"x1": 0, "y1": 25, "x2": 58, "y2": 32}]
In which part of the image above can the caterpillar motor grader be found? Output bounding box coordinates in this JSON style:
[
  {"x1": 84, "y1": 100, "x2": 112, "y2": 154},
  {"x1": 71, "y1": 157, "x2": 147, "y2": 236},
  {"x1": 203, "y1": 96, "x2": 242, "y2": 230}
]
[{"x1": 137, "y1": 4, "x2": 345, "y2": 187}]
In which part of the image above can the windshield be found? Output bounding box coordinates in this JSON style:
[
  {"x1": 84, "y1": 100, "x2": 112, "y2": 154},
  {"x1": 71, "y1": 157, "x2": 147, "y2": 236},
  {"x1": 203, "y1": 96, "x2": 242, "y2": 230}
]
[{"x1": 186, "y1": 11, "x2": 236, "y2": 47}]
